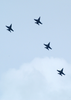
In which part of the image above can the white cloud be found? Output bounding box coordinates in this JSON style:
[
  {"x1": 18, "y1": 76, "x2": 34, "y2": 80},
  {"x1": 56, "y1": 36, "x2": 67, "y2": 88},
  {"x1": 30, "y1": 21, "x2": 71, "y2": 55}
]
[{"x1": 0, "y1": 57, "x2": 71, "y2": 100}]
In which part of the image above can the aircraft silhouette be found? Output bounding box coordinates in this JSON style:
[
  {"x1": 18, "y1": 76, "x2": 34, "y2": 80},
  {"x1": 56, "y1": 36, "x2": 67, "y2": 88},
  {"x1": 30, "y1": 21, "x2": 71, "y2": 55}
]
[
  {"x1": 57, "y1": 68, "x2": 65, "y2": 76},
  {"x1": 34, "y1": 17, "x2": 42, "y2": 25},
  {"x1": 44, "y1": 42, "x2": 52, "y2": 50},
  {"x1": 6, "y1": 24, "x2": 14, "y2": 32}
]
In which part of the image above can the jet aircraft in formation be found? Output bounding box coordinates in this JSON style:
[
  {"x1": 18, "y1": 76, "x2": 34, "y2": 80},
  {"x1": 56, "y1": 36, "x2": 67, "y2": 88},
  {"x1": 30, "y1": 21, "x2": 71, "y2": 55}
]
[
  {"x1": 44, "y1": 42, "x2": 52, "y2": 50},
  {"x1": 5, "y1": 18, "x2": 66, "y2": 77},
  {"x1": 6, "y1": 24, "x2": 14, "y2": 32},
  {"x1": 57, "y1": 68, "x2": 65, "y2": 76},
  {"x1": 34, "y1": 17, "x2": 42, "y2": 25}
]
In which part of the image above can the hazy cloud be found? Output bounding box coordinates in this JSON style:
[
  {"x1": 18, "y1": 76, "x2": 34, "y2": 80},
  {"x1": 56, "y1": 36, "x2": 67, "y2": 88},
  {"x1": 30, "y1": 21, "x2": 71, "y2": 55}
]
[{"x1": 0, "y1": 57, "x2": 71, "y2": 100}]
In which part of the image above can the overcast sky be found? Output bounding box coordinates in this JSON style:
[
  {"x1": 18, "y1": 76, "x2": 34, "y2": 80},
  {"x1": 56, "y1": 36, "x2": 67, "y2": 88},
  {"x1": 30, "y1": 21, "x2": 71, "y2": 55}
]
[{"x1": 0, "y1": 0, "x2": 71, "y2": 100}]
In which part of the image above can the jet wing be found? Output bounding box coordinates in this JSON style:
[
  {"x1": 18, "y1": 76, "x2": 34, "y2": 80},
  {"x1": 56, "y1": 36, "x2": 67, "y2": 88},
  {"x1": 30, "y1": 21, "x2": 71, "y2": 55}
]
[
  {"x1": 49, "y1": 46, "x2": 52, "y2": 49},
  {"x1": 44, "y1": 44, "x2": 47, "y2": 46},
  {"x1": 57, "y1": 70, "x2": 61, "y2": 72},
  {"x1": 10, "y1": 24, "x2": 12, "y2": 27},
  {"x1": 34, "y1": 19, "x2": 37, "y2": 21},
  {"x1": 62, "y1": 72, "x2": 65, "y2": 75},
  {"x1": 48, "y1": 42, "x2": 50, "y2": 46},
  {"x1": 38, "y1": 17, "x2": 40, "y2": 21},
  {"x1": 61, "y1": 68, "x2": 63, "y2": 72},
  {"x1": 6, "y1": 25, "x2": 9, "y2": 28},
  {"x1": 11, "y1": 28, "x2": 14, "y2": 31},
  {"x1": 39, "y1": 21, "x2": 42, "y2": 24}
]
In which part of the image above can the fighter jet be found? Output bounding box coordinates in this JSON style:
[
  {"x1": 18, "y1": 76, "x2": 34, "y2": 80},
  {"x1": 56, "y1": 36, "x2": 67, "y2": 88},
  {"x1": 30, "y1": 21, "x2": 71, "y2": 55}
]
[
  {"x1": 44, "y1": 42, "x2": 52, "y2": 50},
  {"x1": 6, "y1": 24, "x2": 14, "y2": 32},
  {"x1": 34, "y1": 17, "x2": 42, "y2": 25},
  {"x1": 57, "y1": 68, "x2": 65, "y2": 76}
]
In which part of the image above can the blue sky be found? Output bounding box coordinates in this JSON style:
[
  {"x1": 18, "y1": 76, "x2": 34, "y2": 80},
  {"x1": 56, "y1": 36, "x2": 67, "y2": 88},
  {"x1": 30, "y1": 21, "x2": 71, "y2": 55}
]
[{"x1": 0, "y1": 0, "x2": 71, "y2": 100}]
